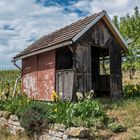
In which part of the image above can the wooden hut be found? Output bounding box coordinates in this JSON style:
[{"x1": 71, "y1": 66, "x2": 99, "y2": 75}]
[{"x1": 13, "y1": 11, "x2": 128, "y2": 101}]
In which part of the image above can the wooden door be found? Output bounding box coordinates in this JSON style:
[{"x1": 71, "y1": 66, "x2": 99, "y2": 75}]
[{"x1": 56, "y1": 70, "x2": 74, "y2": 101}]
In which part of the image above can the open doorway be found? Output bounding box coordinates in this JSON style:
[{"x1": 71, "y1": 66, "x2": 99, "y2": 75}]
[{"x1": 91, "y1": 46, "x2": 110, "y2": 98}]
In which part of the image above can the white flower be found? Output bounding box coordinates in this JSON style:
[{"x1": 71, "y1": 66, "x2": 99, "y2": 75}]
[
  {"x1": 59, "y1": 92, "x2": 63, "y2": 98},
  {"x1": 76, "y1": 92, "x2": 83, "y2": 100}
]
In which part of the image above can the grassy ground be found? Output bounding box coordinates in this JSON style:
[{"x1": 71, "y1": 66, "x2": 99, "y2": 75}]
[{"x1": 105, "y1": 98, "x2": 140, "y2": 140}]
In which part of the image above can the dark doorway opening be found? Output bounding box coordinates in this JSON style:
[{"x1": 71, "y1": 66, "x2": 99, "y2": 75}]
[{"x1": 91, "y1": 46, "x2": 110, "y2": 98}]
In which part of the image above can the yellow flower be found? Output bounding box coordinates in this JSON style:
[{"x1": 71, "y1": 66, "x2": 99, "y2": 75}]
[
  {"x1": 134, "y1": 86, "x2": 137, "y2": 91},
  {"x1": 51, "y1": 90, "x2": 59, "y2": 101},
  {"x1": 27, "y1": 99, "x2": 30, "y2": 103},
  {"x1": 129, "y1": 90, "x2": 132, "y2": 93},
  {"x1": 54, "y1": 108, "x2": 57, "y2": 112}
]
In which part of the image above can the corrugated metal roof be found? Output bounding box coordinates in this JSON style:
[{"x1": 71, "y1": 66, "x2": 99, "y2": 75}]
[{"x1": 14, "y1": 11, "x2": 103, "y2": 59}]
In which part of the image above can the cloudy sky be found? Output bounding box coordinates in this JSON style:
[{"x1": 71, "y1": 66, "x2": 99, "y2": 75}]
[{"x1": 0, "y1": 0, "x2": 139, "y2": 68}]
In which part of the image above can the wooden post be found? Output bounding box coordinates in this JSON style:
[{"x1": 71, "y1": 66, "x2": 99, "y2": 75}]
[{"x1": 109, "y1": 39, "x2": 122, "y2": 100}]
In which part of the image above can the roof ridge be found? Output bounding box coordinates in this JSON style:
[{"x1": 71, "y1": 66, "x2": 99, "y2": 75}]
[
  {"x1": 23, "y1": 11, "x2": 104, "y2": 52},
  {"x1": 33, "y1": 11, "x2": 104, "y2": 43},
  {"x1": 14, "y1": 10, "x2": 110, "y2": 60}
]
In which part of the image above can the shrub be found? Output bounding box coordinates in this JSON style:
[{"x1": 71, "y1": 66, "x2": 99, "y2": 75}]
[
  {"x1": 17, "y1": 101, "x2": 52, "y2": 136},
  {"x1": 0, "y1": 94, "x2": 32, "y2": 114},
  {"x1": 17, "y1": 99, "x2": 107, "y2": 135},
  {"x1": 123, "y1": 82, "x2": 140, "y2": 99},
  {"x1": 108, "y1": 122, "x2": 126, "y2": 133},
  {"x1": 51, "y1": 99, "x2": 107, "y2": 128}
]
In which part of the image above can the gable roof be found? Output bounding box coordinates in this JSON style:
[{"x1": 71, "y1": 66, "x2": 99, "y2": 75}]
[{"x1": 13, "y1": 10, "x2": 128, "y2": 61}]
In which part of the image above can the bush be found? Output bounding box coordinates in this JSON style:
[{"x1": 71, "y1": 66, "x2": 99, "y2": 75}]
[
  {"x1": 51, "y1": 99, "x2": 107, "y2": 128},
  {"x1": 17, "y1": 101, "x2": 52, "y2": 136},
  {"x1": 123, "y1": 82, "x2": 140, "y2": 99},
  {"x1": 108, "y1": 122, "x2": 126, "y2": 133},
  {"x1": 17, "y1": 99, "x2": 107, "y2": 136},
  {"x1": 0, "y1": 94, "x2": 32, "y2": 114}
]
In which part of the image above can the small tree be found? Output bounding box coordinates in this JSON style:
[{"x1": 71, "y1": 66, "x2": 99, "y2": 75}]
[{"x1": 113, "y1": 6, "x2": 140, "y2": 79}]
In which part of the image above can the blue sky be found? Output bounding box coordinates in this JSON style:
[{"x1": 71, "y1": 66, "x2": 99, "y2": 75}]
[{"x1": 0, "y1": 0, "x2": 139, "y2": 68}]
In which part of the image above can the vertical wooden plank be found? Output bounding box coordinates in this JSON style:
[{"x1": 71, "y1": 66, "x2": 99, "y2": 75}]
[
  {"x1": 110, "y1": 40, "x2": 122, "y2": 99},
  {"x1": 63, "y1": 71, "x2": 74, "y2": 100},
  {"x1": 56, "y1": 70, "x2": 74, "y2": 101},
  {"x1": 56, "y1": 71, "x2": 63, "y2": 96},
  {"x1": 75, "y1": 43, "x2": 92, "y2": 94}
]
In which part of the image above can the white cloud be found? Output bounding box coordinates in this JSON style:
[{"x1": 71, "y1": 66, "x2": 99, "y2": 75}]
[
  {"x1": 0, "y1": 0, "x2": 139, "y2": 67},
  {"x1": 0, "y1": 0, "x2": 80, "y2": 66},
  {"x1": 74, "y1": 0, "x2": 139, "y2": 18}
]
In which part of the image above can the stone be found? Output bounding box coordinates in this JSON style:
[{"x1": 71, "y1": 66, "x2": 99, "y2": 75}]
[
  {"x1": 48, "y1": 130, "x2": 64, "y2": 138},
  {"x1": 10, "y1": 115, "x2": 19, "y2": 121},
  {"x1": 3, "y1": 111, "x2": 11, "y2": 119},
  {"x1": 0, "y1": 117, "x2": 8, "y2": 128},
  {"x1": 8, "y1": 119, "x2": 20, "y2": 126},
  {"x1": 64, "y1": 127, "x2": 90, "y2": 138},
  {"x1": 63, "y1": 134, "x2": 68, "y2": 140},
  {"x1": 9, "y1": 125, "x2": 24, "y2": 135},
  {"x1": 39, "y1": 133, "x2": 62, "y2": 140},
  {"x1": 52, "y1": 123, "x2": 66, "y2": 132},
  {"x1": 0, "y1": 111, "x2": 4, "y2": 117},
  {"x1": 68, "y1": 138, "x2": 89, "y2": 140}
]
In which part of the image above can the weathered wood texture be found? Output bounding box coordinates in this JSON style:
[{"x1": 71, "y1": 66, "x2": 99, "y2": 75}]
[
  {"x1": 74, "y1": 42, "x2": 92, "y2": 94},
  {"x1": 73, "y1": 20, "x2": 111, "y2": 95},
  {"x1": 110, "y1": 39, "x2": 122, "y2": 99},
  {"x1": 56, "y1": 69, "x2": 74, "y2": 101}
]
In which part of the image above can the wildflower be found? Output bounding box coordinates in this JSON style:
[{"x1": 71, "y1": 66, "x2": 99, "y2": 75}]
[
  {"x1": 51, "y1": 90, "x2": 59, "y2": 101},
  {"x1": 134, "y1": 86, "x2": 138, "y2": 91},
  {"x1": 76, "y1": 92, "x2": 83, "y2": 101},
  {"x1": 27, "y1": 99, "x2": 30, "y2": 103},
  {"x1": 54, "y1": 108, "x2": 57, "y2": 112},
  {"x1": 59, "y1": 92, "x2": 63, "y2": 100}
]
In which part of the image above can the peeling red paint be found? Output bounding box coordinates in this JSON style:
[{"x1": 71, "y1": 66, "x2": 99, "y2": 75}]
[
  {"x1": 37, "y1": 50, "x2": 55, "y2": 100},
  {"x1": 22, "y1": 50, "x2": 55, "y2": 101},
  {"x1": 22, "y1": 55, "x2": 37, "y2": 98}
]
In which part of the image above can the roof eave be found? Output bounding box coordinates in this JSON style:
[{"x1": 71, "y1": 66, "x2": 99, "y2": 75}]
[
  {"x1": 12, "y1": 40, "x2": 73, "y2": 61},
  {"x1": 13, "y1": 11, "x2": 128, "y2": 62},
  {"x1": 103, "y1": 12, "x2": 128, "y2": 53}
]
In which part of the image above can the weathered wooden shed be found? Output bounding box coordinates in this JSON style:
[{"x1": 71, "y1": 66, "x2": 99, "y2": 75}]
[{"x1": 13, "y1": 11, "x2": 128, "y2": 101}]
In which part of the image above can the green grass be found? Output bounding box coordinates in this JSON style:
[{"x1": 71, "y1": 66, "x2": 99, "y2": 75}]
[
  {"x1": 0, "y1": 70, "x2": 21, "y2": 98},
  {"x1": 106, "y1": 98, "x2": 140, "y2": 139}
]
